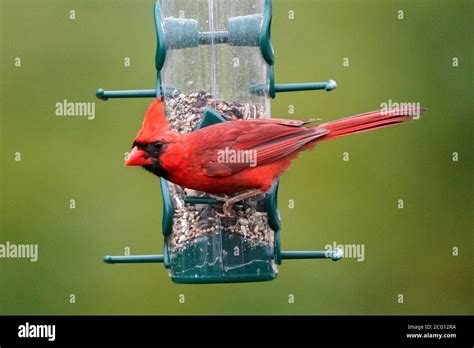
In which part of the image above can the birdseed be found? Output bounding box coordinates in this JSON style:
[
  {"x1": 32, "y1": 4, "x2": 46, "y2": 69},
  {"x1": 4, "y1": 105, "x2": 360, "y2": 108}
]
[{"x1": 164, "y1": 90, "x2": 264, "y2": 133}]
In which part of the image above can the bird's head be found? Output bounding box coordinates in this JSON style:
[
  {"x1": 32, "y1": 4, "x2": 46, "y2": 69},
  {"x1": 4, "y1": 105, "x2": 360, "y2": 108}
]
[{"x1": 125, "y1": 96, "x2": 171, "y2": 178}]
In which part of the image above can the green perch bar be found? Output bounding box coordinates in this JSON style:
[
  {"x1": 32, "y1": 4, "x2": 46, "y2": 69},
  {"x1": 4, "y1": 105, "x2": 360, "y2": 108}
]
[
  {"x1": 96, "y1": 88, "x2": 157, "y2": 100},
  {"x1": 249, "y1": 79, "x2": 337, "y2": 96},
  {"x1": 96, "y1": 79, "x2": 337, "y2": 102},
  {"x1": 104, "y1": 255, "x2": 164, "y2": 264},
  {"x1": 281, "y1": 249, "x2": 343, "y2": 261},
  {"x1": 103, "y1": 248, "x2": 343, "y2": 264},
  {"x1": 275, "y1": 80, "x2": 337, "y2": 93}
]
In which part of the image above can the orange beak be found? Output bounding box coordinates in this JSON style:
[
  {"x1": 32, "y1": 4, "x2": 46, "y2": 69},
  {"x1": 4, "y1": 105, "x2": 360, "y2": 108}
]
[{"x1": 125, "y1": 146, "x2": 153, "y2": 166}]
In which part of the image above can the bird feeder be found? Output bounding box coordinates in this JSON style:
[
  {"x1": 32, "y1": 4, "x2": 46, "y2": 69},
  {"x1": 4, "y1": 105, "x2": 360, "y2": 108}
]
[{"x1": 97, "y1": 0, "x2": 342, "y2": 284}]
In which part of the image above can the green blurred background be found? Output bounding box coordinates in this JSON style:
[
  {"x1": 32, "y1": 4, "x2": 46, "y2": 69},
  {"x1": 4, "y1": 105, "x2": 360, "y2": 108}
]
[{"x1": 0, "y1": 0, "x2": 472, "y2": 315}]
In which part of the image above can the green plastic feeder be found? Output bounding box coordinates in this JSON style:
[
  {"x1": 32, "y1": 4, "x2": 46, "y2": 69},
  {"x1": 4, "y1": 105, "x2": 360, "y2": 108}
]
[{"x1": 98, "y1": 0, "x2": 343, "y2": 284}]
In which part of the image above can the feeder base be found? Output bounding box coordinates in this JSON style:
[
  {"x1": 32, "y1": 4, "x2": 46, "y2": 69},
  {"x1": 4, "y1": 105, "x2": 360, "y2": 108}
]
[{"x1": 168, "y1": 231, "x2": 277, "y2": 284}]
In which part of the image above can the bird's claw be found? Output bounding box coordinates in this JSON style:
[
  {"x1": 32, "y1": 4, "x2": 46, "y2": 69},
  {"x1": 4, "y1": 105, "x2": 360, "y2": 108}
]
[{"x1": 217, "y1": 202, "x2": 237, "y2": 218}]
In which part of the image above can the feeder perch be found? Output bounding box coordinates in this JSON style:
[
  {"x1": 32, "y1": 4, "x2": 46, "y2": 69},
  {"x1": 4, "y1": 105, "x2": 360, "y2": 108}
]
[{"x1": 98, "y1": 0, "x2": 342, "y2": 284}]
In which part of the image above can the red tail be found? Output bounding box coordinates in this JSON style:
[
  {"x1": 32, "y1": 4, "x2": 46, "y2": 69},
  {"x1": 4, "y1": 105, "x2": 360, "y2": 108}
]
[{"x1": 315, "y1": 107, "x2": 425, "y2": 142}]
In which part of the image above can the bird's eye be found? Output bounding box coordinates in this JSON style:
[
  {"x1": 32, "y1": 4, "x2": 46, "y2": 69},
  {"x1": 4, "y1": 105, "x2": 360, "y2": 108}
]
[{"x1": 153, "y1": 141, "x2": 162, "y2": 148}]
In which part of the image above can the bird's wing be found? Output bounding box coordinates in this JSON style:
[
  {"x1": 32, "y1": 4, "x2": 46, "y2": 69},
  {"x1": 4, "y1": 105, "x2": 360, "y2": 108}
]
[
  {"x1": 195, "y1": 119, "x2": 327, "y2": 177},
  {"x1": 246, "y1": 118, "x2": 320, "y2": 127}
]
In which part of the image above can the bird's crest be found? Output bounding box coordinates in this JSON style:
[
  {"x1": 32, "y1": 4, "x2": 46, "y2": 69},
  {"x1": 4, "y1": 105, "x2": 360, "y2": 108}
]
[{"x1": 134, "y1": 96, "x2": 170, "y2": 142}]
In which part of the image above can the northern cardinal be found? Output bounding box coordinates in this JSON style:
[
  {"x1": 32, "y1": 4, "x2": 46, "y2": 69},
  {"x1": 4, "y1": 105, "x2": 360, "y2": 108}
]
[{"x1": 126, "y1": 97, "x2": 423, "y2": 214}]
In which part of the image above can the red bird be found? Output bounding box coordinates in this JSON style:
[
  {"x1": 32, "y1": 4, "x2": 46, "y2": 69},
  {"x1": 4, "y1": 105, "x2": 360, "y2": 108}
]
[{"x1": 126, "y1": 97, "x2": 423, "y2": 214}]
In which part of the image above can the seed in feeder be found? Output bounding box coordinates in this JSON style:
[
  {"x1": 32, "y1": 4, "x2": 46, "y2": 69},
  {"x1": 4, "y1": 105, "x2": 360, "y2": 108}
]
[
  {"x1": 238, "y1": 218, "x2": 249, "y2": 225},
  {"x1": 240, "y1": 225, "x2": 247, "y2": 237}
]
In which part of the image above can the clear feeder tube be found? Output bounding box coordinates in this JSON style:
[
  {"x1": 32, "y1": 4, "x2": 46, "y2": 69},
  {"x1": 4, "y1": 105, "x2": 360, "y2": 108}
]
[{"x1": 159, "y1": 0, "x2": 276, "y2": 282}]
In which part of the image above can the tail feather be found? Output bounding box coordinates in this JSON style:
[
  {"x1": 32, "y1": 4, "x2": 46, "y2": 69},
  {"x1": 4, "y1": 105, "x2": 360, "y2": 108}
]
[{"x1": 315, "y1": 107, "x2": 425, "y2": 141}]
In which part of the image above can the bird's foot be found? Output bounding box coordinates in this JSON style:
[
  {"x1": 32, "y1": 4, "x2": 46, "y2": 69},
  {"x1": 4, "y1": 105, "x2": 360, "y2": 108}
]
[
  {"x1": 215, "y1": 202, "x2": 237, "y2": 218},
  {"x1": 218, "y1": 189, "x2": 264, "y2": 217},
  {"x1": 223, "y1": 201, "x2": 237, "y2": 217}
]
